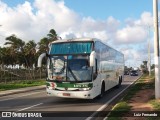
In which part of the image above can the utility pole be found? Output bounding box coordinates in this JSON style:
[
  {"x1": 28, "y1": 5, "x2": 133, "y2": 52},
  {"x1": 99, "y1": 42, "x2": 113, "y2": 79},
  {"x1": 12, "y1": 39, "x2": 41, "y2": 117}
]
[
  {"x1": 147, "y1": 25, "x2": 151, "y2": 76},
  {"x1": 153, "y1": 0, "x2": 160, "y2": 99},
  {"x1": 148, "y1": 41, "x2": 151, "y2": 76}
]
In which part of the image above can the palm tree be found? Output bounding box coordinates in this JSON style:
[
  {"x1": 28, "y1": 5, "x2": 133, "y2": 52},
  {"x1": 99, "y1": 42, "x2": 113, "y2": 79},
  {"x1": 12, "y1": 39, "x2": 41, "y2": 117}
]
[
  {"x1": 5, "y1": 34, "x2": 25, "y2": 52},
  {"x1": 5, "y1": 34, "x2": 25, "y2": 63},
  {"x1": 143, "y1": 61, "x2": 148, "y2": 69},
  {"x1": 24, "y1": 40, "x2": 37, "y2": 79},
  {"x1": 0, "y1": 47, "x2": 8, "y2": 68},
  {"x1": 5, "y1": 34, "x2": 25, "y2": 66},
  {"x1": 0, "y1": 47, "x2": 3, "y2": 66},
  {"x1": 37, "y1": 29, "x2": 59, "y2": 54},
  {"x1": 47, "y1": 29, "x2": 58, "y2": 41},
  {"x1": 38, "y1": 37, "x2": 50, "y2": 53},
  {"x1": 5, "y1": 34, "x2": 34, "y2": 79},
  {"x1": 24, "y1": 40, "x2": 37, "y2": 67}
]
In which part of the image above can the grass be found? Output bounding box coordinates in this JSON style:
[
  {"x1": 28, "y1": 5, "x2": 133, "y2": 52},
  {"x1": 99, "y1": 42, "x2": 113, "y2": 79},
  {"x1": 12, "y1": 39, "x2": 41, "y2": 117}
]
[
  {"x1": 111, "y1": 102, "x2": 131, "y2": 111},
  {"x1": 107, "y1": 102, "x2": 131, "y2": 120},
  {"x1": 146, "y1": 118, "x2": 160, "y2": 120},
  {"x1": 123, "y1": 73, "x2": 155, "y2": 101},
  {"x1": 149, "y1": 100, "x2": 160, "y2": 111},
  {"x1": 105, "y1": 72, "x2": 156, "y2": 120},
  {"x1": 0, "y1": 79, "x2": 45, "y2": 91}
]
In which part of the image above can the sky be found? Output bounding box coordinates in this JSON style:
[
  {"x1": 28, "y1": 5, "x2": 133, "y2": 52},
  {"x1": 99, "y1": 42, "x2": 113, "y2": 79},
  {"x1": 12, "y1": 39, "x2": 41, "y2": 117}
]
[{"x1": 0, "y1": 0, "x2": 159, "y2": 67}]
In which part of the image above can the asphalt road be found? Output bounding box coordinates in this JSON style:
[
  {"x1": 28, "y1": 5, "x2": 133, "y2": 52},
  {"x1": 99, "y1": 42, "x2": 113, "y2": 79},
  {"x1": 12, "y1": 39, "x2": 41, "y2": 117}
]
[{"x1": 0, "y1": 73, "x2": 141, "y2": 120}]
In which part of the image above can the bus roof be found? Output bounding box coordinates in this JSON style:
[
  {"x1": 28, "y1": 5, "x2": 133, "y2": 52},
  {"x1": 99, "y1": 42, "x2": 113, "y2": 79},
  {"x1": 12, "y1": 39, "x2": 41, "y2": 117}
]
[
  {"x1": 51, "y1": 38, "x2": 95, "y2": 44},
  {"x1": 51, "y1": 38, "x2": 113, "y2": 50}
]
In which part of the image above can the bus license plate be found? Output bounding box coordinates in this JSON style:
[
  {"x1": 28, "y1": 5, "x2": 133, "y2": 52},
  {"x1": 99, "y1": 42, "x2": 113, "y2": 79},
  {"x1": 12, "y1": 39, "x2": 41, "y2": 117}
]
[{"x1": 63, "y1": 93, "x2": 70, "y2": 96}]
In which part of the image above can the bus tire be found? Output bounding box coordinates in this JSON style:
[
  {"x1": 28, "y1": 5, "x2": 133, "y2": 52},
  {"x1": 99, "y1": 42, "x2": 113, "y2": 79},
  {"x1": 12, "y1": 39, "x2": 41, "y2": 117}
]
[
  {"x1": 98, "y1": 82, "x2": 105, "y2": 98},
  {"x1": 116, "y1": 76, "x2": 122, "y2": 88}
]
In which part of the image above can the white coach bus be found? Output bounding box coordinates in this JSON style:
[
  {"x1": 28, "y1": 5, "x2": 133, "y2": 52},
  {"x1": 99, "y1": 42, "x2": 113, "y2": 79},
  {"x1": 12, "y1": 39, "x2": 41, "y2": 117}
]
[{"x1": 38, "y1": 38, "x2": 124, "y2": 99}]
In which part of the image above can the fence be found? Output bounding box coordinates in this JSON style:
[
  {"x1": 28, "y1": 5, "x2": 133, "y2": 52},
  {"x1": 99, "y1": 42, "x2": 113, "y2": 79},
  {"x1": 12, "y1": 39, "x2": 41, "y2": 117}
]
[{"x1": 0, "y1": 67, "x2": 46, "y2": 83}]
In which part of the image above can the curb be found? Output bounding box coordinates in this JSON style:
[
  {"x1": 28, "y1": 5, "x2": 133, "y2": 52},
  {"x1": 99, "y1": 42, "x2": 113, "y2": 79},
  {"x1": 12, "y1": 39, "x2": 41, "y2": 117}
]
[{"x1": 0, "y1": 85, "x2": 46, "y2": 97}]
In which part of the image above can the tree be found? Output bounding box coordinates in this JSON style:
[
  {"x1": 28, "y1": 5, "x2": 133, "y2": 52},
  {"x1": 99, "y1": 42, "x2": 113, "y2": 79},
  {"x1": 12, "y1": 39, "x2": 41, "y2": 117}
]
[
  {"x1": 38, "y1": 29, "x2": 59, "y2": 54},
  {"x1": 0, "y1": 47, "x2": 11, "y2": 67},
  {"x1": 5, "y1": 34, "x2": 25, "y2": 52},
  {"x1": 38, "y1": 37, "x2": 49, "y2": 53},
  {"x1": 5, "y1": 34, "x2": 25, "y2": 65},
  {"x1": 143, "y1": 61, "x2": 148, "y2": 68},
  {"x1": 151, "y1": 64, "x2": 155, "y2": 70},
  {"x1": 47, "y1": 29, "x2": 58, "y2": 41},
  {"x1": 5, "y1": 35, "x2": 32, "y2": 68},
  {"x1": 24, "y1": 40, "x2": 37, "y2": 67},
  {"x1": 141, "y1": 61, "x2": 148, "y2": 74}
]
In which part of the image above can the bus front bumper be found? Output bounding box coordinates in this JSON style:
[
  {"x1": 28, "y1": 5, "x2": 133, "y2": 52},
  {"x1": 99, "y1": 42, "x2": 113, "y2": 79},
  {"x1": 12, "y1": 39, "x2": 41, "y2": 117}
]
[{"x1": 46, "y1": 88, "x2": 95, "y2": 99}]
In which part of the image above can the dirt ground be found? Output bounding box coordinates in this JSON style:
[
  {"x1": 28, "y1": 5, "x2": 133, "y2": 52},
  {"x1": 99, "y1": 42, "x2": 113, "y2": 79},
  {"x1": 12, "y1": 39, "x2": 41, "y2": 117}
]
[{"x1": 122, "y1": 78, "x2": 155, "y2": 120}]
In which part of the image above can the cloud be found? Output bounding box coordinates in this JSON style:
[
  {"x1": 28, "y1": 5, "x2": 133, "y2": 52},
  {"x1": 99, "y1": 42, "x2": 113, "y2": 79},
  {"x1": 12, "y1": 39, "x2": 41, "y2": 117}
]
[
  {"x1": 0, "y1": 0, "x2": 120, "y2": 44},
  {"x1": 79, "y1": 16, "x2": 120, "y2": 33},
  {"x1": 134, "y1": 12, "x2": 153, "y2": 26},
  {"x1": 115, "y1": 26, "x2": 147, "y2": 44},
  {"x1": 0, "y1": 0, "x2": 79, "y2": 44},
  {"x1": 0, "y1": 0, "x2": 150, "y2": 45},
  {"x1": 60, "y1": 16, "x2": 120, "y2": 43},
  {"x1": 34, "y1": 0, "x2": 80, "y2": 32},
  {"x1": 0, "y1": 0, "x2": 155, "y2": 66},
  {"x1": 114, "y1": 12, "x2": 153, "y2": 45},
  {"x1": 121, "y1": 47, "x2": 149, "y2": 67}
]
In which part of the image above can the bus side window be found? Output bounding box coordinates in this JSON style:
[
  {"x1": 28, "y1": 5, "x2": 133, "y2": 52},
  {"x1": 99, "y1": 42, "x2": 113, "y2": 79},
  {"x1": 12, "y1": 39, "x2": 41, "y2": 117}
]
[
  {"x1": 93, "y1": 59, "x2": 98, "y2": 80},
  {"x1": 95, "y1": 59, "x2": 98, "y2": 74}
]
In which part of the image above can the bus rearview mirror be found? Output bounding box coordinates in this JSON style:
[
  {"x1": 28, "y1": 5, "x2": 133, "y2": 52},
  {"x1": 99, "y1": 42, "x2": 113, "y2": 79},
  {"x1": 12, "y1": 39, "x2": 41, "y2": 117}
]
[{"x1": 90, "y1": 51, "x2": 96, "y2": 67}]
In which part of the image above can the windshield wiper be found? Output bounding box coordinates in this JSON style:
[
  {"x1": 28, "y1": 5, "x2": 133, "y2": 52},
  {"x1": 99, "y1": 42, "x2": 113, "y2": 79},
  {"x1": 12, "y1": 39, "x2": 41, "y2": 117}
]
[{"x1": 68, "y1": 67, "x2": 78, "y2": 81}]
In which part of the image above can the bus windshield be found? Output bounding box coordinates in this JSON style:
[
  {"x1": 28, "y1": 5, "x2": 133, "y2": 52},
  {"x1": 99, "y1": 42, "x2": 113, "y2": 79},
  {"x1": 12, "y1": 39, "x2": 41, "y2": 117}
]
[
  {"x1": 49, "y1": 42, "x2": 92, "y2": 55},
  {"x1": 48, "y1": 55, "x2": 92, "y2": 82}
]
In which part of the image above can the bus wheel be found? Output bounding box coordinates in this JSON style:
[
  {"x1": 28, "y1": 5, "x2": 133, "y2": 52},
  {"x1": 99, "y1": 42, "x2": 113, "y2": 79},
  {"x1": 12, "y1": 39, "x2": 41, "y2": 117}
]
[
  {"x1": 98, "y1": 82, "x2": 105, "y2": 98},
  {"x1": 116, "y1": 76, "x2": 122, "y2": 88}
]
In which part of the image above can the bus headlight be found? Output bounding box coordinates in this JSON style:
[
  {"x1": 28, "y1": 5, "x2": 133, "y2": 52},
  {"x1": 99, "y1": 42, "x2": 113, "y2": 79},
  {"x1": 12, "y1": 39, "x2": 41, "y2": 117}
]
[
  {"x1": 78, "y1": 88, "x2": 92, "y2": 91},
  {"x1": 48, "y1": 86, "x2": 54, "y2": 90}
]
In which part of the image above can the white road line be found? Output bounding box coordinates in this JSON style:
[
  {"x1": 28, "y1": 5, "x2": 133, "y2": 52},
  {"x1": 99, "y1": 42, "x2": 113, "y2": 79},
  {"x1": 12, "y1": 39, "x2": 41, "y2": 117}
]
[
  {"x1": 0, "y1": 91, "x2": 45, "y2": 102},
  {"x1": 17, "y1": 103, "x2": 43, "y2": 112},
  {"x1": 85, "y1": 76, "x2": 141, "y2": 120}
]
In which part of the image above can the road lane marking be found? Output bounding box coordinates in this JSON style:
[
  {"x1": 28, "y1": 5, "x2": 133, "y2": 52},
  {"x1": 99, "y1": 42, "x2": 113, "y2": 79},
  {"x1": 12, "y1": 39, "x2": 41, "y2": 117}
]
[
  {"x1": 17, "y1": 103, "x2": 43, "y2": 112},
  {"x1": 0, "y1": 91, "x2": 45, "y2": 102},
  {"x1": 85, "y1": 75, "x2": 141, "y2": 120}
]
